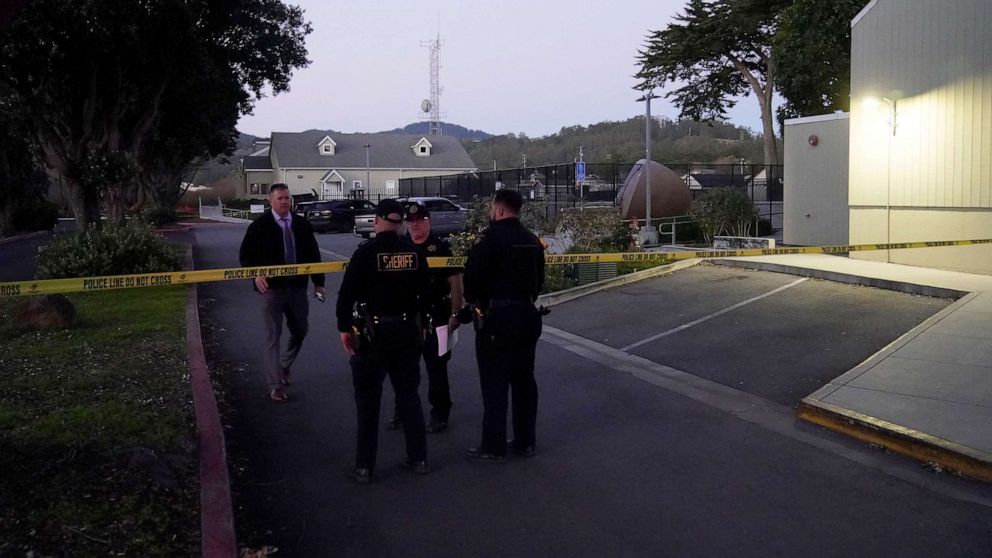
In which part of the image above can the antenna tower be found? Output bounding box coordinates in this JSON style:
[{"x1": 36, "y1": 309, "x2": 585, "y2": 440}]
[{"x1": 420, "y1": 32, "x2": 445, "y2": 135}]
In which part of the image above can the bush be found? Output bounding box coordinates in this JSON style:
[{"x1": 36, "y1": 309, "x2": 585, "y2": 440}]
[
  {"x1": 556, "y1": 207, "x2": 633, "y2": 253},
  {"x1": 11, "y1": 196, "x2": 59, "y2": 233},
  {"x1": 37, "y1": 222, "x2": 182, "y2": 279},
  {"x1": 447, "y1": 231, "x2": 479, "y2": 257},
  {"x1": 141, "y1": 205, "x2": 178, "y2": 227},
  {"x1": 691, "y1": 188, "x2": 759, "y2": 244}
]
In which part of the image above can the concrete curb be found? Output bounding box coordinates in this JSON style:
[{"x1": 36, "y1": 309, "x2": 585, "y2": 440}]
[
  {"x1": 796, "y1": 399, "x2": 992, "y2": 483},
  {"x1": 537, "y1": 258, "x2": 702, "y2": 308},
  {"x1": 709, "y1": 258, "x2": 968, "y2": 299},
  {"x1": 0, "y1": 230, "x2": 50, "y2": 246},
  {"x1": 184, "y1": 247, "x2": 237, "y2": 557}
]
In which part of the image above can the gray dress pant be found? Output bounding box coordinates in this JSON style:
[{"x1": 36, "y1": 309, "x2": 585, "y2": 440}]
[{"x1": 262, "y1": 287, "x2": 309, "y2": 388}]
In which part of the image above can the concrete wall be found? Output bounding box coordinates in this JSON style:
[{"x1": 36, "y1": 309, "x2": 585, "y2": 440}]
[
  {"x1": 784, "y1": 114, "x2": 850, "y2": 246},
  {"x1": 848, "y1": 0, "x2": 992, "y2": 273}
]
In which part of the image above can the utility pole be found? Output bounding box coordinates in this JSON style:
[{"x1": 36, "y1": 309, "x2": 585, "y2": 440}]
[
  {"x1": 364, "y1": 143, "x2": 371, "y2": 199},
  {"x1": 636, "y1": 91, "x2": 660, "y2": 245}
]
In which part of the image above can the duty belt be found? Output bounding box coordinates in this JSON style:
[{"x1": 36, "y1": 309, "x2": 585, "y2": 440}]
[
  {"x1": 489, "y1": 298, "x2": 534, "y2": 309},
  {"x1": 372, "y1": 313, "x2": 414, "y2": 324}
]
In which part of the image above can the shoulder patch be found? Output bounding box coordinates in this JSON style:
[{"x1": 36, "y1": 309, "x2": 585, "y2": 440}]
[{"x1": 378, "y1": 252, "x2": 419, "y2": 271}]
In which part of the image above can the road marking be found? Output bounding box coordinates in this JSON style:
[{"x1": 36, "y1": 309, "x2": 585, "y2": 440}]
[
  {"x1": 320, "y1": 248, "x2": 350, "y2": 261},
  {"x1": 620, "y1": 277, "x2": 808, "y2": 351},
  {"x1": 542, "y1": 325, "x2": 992, "y2": 508}
]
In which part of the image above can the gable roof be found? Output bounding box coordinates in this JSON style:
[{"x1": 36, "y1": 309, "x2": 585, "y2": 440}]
[
  {"x1": 244, "y1": 154, "x2": 272, "y2": 170},
  {"x1": 269, "y1": 131, "x2": 476, "y2": 169}
]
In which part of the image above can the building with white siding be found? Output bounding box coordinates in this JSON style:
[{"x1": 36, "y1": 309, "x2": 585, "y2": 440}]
[
  {"x1": 848, "y1": 0, "x2": 992, "y2": 273},
  {"x1": 241, "y1": 131, "x2": 476, "y2": 201}
]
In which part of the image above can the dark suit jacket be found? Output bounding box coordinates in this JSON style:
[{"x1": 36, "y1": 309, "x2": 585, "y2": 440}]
[{"x1": 239, "y1": 210, "x2": 326, "y2": 290}]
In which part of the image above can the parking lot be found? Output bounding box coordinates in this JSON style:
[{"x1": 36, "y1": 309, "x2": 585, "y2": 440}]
[
  {"x1": 189, "y1": 224, "x2": 992, "y2": 556},
  {"x1": 544, "y1": 263, "x2": 952, "y2": 405}
]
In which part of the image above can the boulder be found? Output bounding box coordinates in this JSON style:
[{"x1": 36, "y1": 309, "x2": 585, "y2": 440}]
[{"x1": 11, "y1": 294, "x2": 77, "y2": 330}]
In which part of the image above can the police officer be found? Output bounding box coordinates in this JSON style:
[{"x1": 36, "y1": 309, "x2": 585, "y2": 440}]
[
  {"x1": 336, "y1": 199, "x2": 431, "y2": 484},
  {"x1": 388, "y1": 201, "x2": 463, "y2": 433},
  {"x1": 463, "y1": 189, "x2": 545, "y2": 462}
]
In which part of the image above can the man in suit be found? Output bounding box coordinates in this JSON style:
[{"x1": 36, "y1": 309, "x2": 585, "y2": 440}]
[{"x1": 239, "y1": 183, "x2": 326, "y2": 403}]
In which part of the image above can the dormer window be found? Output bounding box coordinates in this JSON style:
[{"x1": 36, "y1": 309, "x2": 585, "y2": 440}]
[
  {"x1": 317, "y1": 135, "x2": 337, "y2": 156},
  {"x1": 412, "y1": 137, "x2": 433, "y2": 157}
]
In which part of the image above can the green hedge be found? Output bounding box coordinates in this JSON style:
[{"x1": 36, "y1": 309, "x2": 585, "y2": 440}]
[{"x1": 37, "y1": 223, "x2": 182, "y2": 279}]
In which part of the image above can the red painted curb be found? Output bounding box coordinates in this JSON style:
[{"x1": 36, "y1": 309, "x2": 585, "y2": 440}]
[{"x1": 185, "y1": 249, "x2": 238, "y2": 557}]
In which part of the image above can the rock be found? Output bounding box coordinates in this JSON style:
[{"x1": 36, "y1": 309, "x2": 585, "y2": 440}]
[{"x1": 10, "y1": 294, "x2": 77, "y2": 330}]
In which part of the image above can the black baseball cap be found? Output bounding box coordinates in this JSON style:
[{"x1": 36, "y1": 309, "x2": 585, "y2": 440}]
[
  {"x1": 375, "y1": 199, "x2": 405, "y2": 223},
  {"x1": 403, "y1": 201, "x2": 430, "y2": 220}
]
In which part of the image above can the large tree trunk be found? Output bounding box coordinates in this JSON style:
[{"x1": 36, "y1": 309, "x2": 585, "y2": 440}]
[
  {"x1": 105, "y1": 184, "x2": 128, "y2": 226},
  {"x1": 759, "y1": 91, "x2": 779, "y2": 167},
  {"x1": 63, "y1": 175, "x2": 102, "y2": 230}
]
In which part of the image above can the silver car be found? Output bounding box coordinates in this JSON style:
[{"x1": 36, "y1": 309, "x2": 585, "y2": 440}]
[{"x1": 353, "y1": 196, "x2": 468, "y2": 238}]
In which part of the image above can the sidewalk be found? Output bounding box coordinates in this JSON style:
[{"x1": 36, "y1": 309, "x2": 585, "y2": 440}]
[{"x1": 714, "y1": 254, "x2": 992, "y2": 482}]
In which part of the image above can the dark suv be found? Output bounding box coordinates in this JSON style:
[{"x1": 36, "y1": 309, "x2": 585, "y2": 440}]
[{"x1": 297, "y1": 199, "x2": 376, "y2": 233}]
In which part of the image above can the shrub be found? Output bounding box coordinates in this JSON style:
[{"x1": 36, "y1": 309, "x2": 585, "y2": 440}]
[
  {"x1": 556, "y1": 207, "x2": 633, "y2": 253},
  {"x1": 37, "y1": 222, "x2": 182, "y2": 279},
  {"x1": 447, "y1": 231, "x2": 479, "y2": 257},
  {"x1": 691, "y1": 188, "x2": 759, "y2": 244},
  {"x1": 141, "y1": 205, "x2": 178, "y2": 227}
]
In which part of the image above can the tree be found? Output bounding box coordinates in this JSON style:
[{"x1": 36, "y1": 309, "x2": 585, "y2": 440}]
[
  {"x1": 0, "y1": 0, "x2": 311, "y2": 229},
  {"x1": 635, "y1": 0, "x2": 790, "y2": 166},
  {"x1": 0, "y1": 86, "x2": 49, "y2": 236},
  {"x1": 773, "y1": 0, "x2": 869, "y2": 123}
]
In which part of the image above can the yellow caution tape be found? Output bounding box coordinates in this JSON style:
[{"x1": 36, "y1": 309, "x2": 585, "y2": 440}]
[{"x1": 2, "y1": 239, "x2": 990, "y2": 298}]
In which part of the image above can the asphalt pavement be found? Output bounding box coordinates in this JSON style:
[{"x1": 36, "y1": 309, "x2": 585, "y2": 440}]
[{"x1": 191, "y1": 223, "x2": 992, "y2": 557}]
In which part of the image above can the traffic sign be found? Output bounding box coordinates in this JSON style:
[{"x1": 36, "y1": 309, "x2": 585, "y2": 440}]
[{"x1": 576, "y1": 161, "x2": 586, "y2": 181}]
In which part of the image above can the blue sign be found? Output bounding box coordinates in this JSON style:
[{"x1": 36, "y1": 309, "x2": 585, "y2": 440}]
[{"x1": 576, "y1": 161, "x2": 586, "y2": 181}]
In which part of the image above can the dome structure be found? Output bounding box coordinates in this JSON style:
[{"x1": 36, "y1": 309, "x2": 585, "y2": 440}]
[{"x1": 618, "y1": 160, "x2": 692, "y2": 221}]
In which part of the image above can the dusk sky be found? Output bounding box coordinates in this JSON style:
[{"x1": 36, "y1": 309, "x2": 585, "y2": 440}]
[{"x1": 236, "y1": 0, "x2": 774, "y2": 138}]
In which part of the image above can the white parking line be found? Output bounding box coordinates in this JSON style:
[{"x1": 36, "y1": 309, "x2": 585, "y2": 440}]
[{"x1": 620, "y1": 277, "x2": 808, "y2": 351}]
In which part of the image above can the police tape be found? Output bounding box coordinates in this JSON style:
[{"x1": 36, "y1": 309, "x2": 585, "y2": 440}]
[{"x1": 2, "y1": 238, "x2": 990, "y2": 298}]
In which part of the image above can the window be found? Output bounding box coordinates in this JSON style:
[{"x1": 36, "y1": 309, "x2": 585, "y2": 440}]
[
  {"x1": 426, "y1": 199, "x2": 455, "y2": 212},
  {"x1": 249, "y1": 183, "x2": 270, "y2": 195},
  {"x1": 353, "y1": 180, "x2": 363, "y2": 190},
  {"x1": 323, "y1": 145, "x2": 331, "y2": 153},
  {"x1": 419, "y1": 146, "x2": 427, "y2": 154}
]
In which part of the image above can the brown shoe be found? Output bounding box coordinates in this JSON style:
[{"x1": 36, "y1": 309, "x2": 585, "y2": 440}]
[
  {"x1": 270, "y1": 388, "x2": 288, "y2": 403},
  {"x1": 279, "y1": 366, "x2": 292, "y2": 386}
]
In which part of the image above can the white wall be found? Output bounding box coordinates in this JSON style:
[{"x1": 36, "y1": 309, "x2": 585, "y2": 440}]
[{"x1": 849, "y1": 0, "x2": 992, "y2": 272}]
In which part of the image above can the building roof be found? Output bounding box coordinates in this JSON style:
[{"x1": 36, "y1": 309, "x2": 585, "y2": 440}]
[
  {"x1": 269, "y1": 131, "x2": 476, "y2": 170},
  {"x1": 244, "y1": 155, "x2": 272, "y2": 170}
]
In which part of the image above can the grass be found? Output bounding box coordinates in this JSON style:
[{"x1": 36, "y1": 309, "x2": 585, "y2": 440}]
[{"x1": 0, "y1": 286, "x2": 199, "y2": 556}]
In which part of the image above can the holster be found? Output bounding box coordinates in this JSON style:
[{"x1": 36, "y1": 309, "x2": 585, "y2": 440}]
[{"x1": 471, "y1": 305, "x2": 486, "y2": 332}]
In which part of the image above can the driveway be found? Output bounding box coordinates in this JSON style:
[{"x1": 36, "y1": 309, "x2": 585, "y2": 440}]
[{"x1": 192, "y1": 224, "x2": 992, "y2": 557}]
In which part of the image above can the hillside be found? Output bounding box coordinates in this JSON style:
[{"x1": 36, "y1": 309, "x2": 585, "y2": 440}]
[
  {"x1": 382, "y1": 121, "x2": 491, "y2": 141},
  {"x1": 461, "y1": 118, "x2": 767, "y2": 169}
]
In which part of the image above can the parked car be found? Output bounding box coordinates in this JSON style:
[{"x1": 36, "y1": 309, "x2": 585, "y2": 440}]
[
  {"x1": 297, "y1": 199, "x2": 377, "y2": 233},
  {"x1": 353, "y1": 196, "x2": 468, "y2": 239}
]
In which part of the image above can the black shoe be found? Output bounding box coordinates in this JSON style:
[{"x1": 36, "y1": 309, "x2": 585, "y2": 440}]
[
  {"x1": 507, "y1": 440, "x2": 536, "y2": 458},
  {"x1": 351, "y1": 467, "x2": 372, "y2": 484},
  {"x1": 401, "y1": 460, "x2": 432, "y2": 475},
  {"x1": 466, "y1": 447, "x2": 506, "y2": 463},
  {"x1": 426, "y1": 420, "x2": 448, "y2": 433},
  {"x1": 387, "y1": 416, "x2": 402, "y2": 430}
]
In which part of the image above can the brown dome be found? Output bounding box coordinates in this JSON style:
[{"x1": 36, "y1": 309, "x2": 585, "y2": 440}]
[{"x1": 618, "y1": 160, "x2": 691, "y2": 221}]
